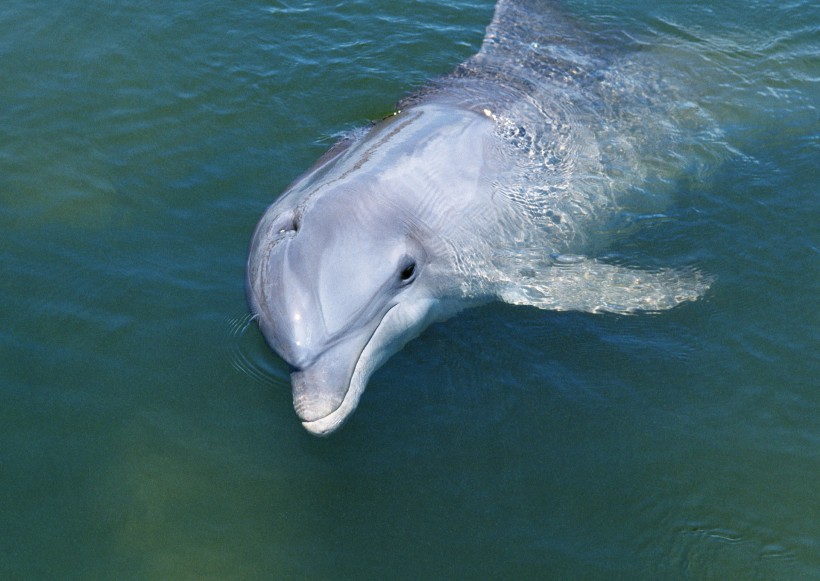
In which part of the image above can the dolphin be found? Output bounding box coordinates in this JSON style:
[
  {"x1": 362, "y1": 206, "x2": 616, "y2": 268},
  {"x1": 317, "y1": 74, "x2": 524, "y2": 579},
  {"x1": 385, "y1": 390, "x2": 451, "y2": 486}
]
[{"x1": 246, "y1": 0, "x2": 714, "y2": 435}]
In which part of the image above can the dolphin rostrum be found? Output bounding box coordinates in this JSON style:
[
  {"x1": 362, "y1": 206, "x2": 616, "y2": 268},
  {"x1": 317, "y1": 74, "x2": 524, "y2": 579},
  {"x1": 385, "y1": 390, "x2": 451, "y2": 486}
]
[{"x1": 247, "y1": 0, "x2": 714, "y2": 435}]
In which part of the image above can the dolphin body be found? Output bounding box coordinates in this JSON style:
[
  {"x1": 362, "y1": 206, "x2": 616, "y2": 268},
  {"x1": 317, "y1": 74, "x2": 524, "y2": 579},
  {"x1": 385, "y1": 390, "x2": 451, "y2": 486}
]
[{"x1": 247, "y1": 0, "x2": 713, "y2": 435}]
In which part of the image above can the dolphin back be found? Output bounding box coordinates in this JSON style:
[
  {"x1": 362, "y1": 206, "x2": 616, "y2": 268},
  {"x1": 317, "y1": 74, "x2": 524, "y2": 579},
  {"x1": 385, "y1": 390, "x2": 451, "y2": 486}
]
[
  {"x1": 463, "y1": 0, "x2": 609, "y2": 88},
  {"x1": 446, "y1": 0, "x2": 720, "y2": 313}
]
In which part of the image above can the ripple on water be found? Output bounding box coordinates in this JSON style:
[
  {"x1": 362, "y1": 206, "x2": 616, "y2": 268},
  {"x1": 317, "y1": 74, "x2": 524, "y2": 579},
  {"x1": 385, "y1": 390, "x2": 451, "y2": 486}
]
[{"x1": 225, "y1": 312, "x2": 289, "y2": 389}]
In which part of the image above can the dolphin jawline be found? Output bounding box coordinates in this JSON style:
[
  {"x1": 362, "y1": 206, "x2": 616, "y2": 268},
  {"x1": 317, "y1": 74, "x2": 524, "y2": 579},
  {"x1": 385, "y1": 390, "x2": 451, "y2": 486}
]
[{"x1": 298, "y1": 304, "x2": 398, "y2": 436}]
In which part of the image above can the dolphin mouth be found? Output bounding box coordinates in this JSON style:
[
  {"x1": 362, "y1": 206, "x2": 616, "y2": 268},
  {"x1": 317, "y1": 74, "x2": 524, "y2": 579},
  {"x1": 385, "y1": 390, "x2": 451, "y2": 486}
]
[
  {"x1": 290, "y1": 368, "x2": 348, "y2": 423},
  {"x1": 300, "y1": 400, "x2": 357, "y2": 437},
  {"x1": 291, "y1": 305, "x2": 397, "y2": 437}
]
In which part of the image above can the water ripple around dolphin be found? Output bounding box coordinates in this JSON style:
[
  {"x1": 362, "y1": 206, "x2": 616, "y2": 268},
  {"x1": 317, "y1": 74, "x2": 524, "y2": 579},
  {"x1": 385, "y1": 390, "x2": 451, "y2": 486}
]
[{"x1": 226, "y1": 312, "x2": 289, "y2": 388}]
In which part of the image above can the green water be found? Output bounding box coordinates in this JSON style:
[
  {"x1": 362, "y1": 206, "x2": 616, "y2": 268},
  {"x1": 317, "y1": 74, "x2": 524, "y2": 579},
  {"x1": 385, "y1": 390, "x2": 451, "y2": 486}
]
[{"x1": 1, "y1": 0, "x2": 817, "y2": 578}]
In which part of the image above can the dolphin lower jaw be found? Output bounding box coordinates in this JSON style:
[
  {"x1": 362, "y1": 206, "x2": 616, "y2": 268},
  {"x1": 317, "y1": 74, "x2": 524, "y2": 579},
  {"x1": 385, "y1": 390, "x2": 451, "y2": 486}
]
[
  {"x1": 298, "y1": 319, "x2": 391, "y2": 436},
  {"x1": 290, "y1": 367, "x2": 347, "y2": 423},
  {"x1": 299, "y1": 369, "x2": 367, "y2": 437},
  {"x1": 298, "y1": 300, "x2": 440, "y2": 436},
  {"x1": 294, "y1": 337, "x2": 379, "y2": 437},
  {"x1": 289, "y1": 306, "x2": 400, "y2": 436},
  {"x1": 288, "y1": 335, "x2": 364, "y2": 430},
  {"x1": 300, "y1": 299, "x2": 452, "y2": 436}
]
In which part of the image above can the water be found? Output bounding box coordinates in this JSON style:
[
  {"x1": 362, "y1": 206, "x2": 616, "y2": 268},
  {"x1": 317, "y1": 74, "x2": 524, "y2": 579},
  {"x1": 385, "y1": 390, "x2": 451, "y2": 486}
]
[{"x1": 0, "y1": 0, "x2": 817, "y2": 578}]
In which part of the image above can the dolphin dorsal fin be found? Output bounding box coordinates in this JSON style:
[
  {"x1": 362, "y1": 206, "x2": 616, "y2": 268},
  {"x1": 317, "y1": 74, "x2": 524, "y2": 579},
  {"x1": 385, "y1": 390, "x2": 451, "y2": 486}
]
[
  {"x1": 479, "y1": 1, "x2": 591, "y2": 60},
  {"x1": 451, "y1": 0, "x2": 605, "y2": 98}
]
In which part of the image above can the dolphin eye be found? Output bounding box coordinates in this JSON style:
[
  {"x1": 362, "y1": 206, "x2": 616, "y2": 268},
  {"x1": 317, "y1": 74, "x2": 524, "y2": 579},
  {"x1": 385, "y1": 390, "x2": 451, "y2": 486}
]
[{"x1": 399, "y1": 261, "x2": 416, "y2": 283}]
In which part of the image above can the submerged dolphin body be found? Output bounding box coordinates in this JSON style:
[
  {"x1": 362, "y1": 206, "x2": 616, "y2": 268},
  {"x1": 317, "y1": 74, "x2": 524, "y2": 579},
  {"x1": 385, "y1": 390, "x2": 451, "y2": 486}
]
[{"x1": 247, "y1": 0, "x2": 713, "y2": 435}]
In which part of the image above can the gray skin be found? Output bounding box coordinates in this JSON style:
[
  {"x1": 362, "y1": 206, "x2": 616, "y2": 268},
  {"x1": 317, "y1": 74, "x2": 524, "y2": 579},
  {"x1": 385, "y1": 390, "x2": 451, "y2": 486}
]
[{"x1": 247, "y1": 0, "x2": 713, "y2": 436}]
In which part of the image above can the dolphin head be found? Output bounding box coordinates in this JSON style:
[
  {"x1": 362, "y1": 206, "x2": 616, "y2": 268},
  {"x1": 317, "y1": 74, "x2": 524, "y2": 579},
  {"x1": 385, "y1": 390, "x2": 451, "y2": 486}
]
[
  {"x1": 247, "y1": 102, "x2": 495, "y2": 435},
  {"x1": 247, "y1": 186, "x2": 443, "y2": 436}
]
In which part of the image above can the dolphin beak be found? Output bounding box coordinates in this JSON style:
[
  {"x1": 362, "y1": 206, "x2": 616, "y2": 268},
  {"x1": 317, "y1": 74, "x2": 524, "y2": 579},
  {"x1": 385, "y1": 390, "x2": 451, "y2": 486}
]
[
  {"x1": 290, "y1": 362, "x2": 353, "y2": 436},
  {"x1": 292, "y1": 363, "x2": 364, "y2": 436},
  {"x1": 287, "y1": 329, "x2": 371, "y2": 437},
  {"x1": 290, "y1": 365, "x2": 348, "y2": 423}
]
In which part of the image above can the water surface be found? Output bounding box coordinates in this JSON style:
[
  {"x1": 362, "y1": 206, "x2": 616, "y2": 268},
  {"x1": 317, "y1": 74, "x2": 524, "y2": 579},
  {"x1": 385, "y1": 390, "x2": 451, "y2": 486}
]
[{"x1": 1, "y1": 0, "x2": 817, "y2": 578}]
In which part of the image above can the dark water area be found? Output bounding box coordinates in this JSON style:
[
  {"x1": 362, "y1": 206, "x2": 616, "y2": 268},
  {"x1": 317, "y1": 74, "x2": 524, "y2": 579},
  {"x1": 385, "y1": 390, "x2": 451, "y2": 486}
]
[{"x1": 1, "y1": 0, "x2": 817, "y2": 578}]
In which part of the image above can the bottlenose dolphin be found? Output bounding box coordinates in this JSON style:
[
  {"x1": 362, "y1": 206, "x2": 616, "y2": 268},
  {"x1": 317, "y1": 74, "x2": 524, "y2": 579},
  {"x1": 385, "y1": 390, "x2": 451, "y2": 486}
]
[{"x1": 247, "y1": 0, "x2": 713, "y2": 435}]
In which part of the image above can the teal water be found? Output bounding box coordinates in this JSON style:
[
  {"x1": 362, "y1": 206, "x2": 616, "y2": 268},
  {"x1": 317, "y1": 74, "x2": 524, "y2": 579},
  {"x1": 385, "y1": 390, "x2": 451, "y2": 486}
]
[{"x1": 1, "y1": 0, "x2": 817, "y2": 578}]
